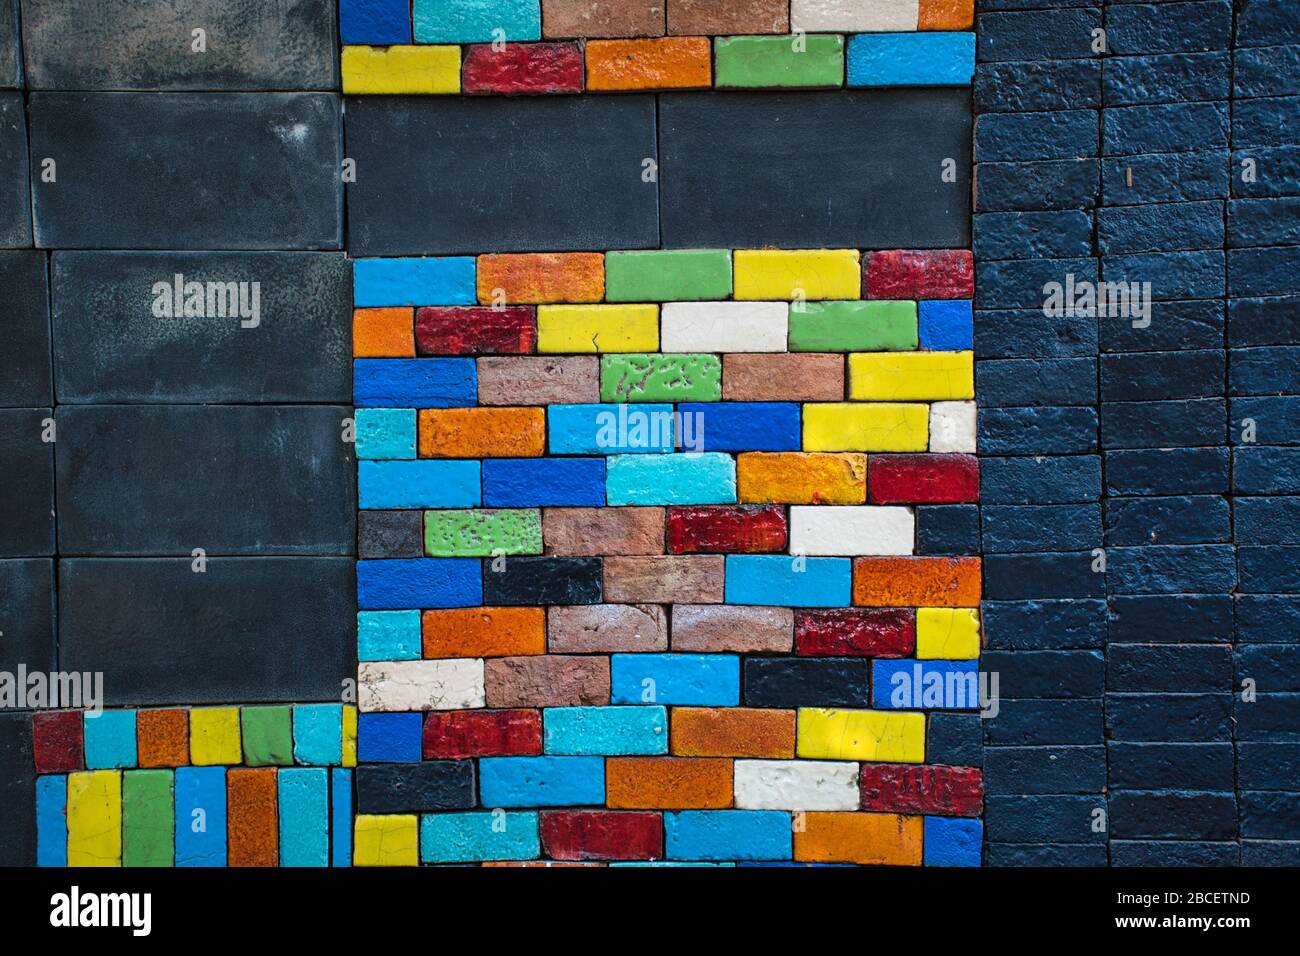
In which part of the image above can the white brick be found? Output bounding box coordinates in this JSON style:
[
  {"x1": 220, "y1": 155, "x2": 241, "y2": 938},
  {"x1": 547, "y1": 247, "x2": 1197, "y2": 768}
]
[
  {"x1": 789, "y1": 505, "x2": 914, "y2": 556},
  {"x1": 734, "y1": 759, "x2": 860, "y2": 811},
  {"x1": 791, "y1": 0, "x2": 919, "y2": 32},
  {"x1": 661, "y1": 302, "x2": 788, "y2": 353},
  {"x1": 930, "y1": 400, "x2": 977, "y2": 453},
  {"x1": 358, "y1": 659, "x2": 485, "y2": 712}
]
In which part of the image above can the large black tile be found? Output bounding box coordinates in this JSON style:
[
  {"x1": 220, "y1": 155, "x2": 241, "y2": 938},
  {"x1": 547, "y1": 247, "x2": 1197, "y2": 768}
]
[
  {"x1": 0, "y1": 559, "x2": 55, "y2": 676},
  {"x1": 0, "y1": 252, "x2": 51, "y2": 406},
  {"x1": 0, "y1": 0, "x2": 18, "y2": 88},
  {"x1": 0, "y1": 410, "x2": 54, "y2": 557},
  {"x1": 0, "y1": 91, "x2": 30, "y2": 247},
  {"x1": 0, "y1": 712, "x2": 36, "y2": 866}
]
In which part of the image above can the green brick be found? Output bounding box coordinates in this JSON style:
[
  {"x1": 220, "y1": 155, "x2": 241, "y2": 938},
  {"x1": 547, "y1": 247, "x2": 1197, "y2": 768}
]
[
  {"x1": 600, "y1": 353, "x2": 722, "y2": 403},
  {"x1": 240, "y1": 706, "x2": 294, "y2": 767},
  {"x1": 716, "y1": 35, "x2": 845, "y2": 89},
  {"x1": 123, "y1": 769, "x2": 173, "y2": 867},
  {"x1": 605, "y1": 250, "x2": 732, "y2": 302},
  {"x1": 424, "y1": 509, "x2": 542, "y2": 557},
  {"x1": 788, "y1": 300, "x2": 918, "y2": 352}
]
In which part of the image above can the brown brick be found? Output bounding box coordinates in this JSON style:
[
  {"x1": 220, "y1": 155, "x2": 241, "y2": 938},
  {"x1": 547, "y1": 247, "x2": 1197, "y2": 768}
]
[
  {"x1": 723, "y1": 354, "x2": 845, "y2": 402},
  {"x1": 604, "y1": 556, "x2": 724, "y2": 604},
  {"x1": 543, "y1": 0, "x2": 666, "y2": 38},
  {"x1": 137, "y1": 709, "x2": 190, "y2": 768},
  {"x1": 670, "y1": 707, "x2": 796, "y2": 757},
  {"x1": 668, "y1": 0, "x2": 789, "y2": 35},
  {"x1": 484, "y1": 656, "x2": 611, "y2": 708},
  {"x1": 543, "y1": 507, "x2": 665, "y2": 556},
  {"x1": 477, "y1": 356, "x2": 598, "y2": 406},
  {"x1": 227, "y1": 768, "x2": 277, "y2": 867},
  {"x1": 606, "y1": 757, "x2": 733, "y2": 808},
  {"x1": 671, "y1": 604, "x2": 794, "y2": 652},
  {"x1": 548, "y1": 604, "x2": 669, "y2": 653}
]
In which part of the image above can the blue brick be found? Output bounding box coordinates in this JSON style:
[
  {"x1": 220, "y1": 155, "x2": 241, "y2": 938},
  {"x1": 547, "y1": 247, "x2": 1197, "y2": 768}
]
[
  {"x1": 1106, "y1": 693, "x2": 1232, "y2": 742},
  {"x1": 984, "y1": 552, "x2": 1105, "y2": 600},
  {"x1": 357, "y1": 558, "x2": 482, "y2": 610},
  {"x1": 1235, "y1": 447, "x2": 1300, "y2": 494},
  {"x1": 1229, "y1": 198, "x2": 1300, "y2": 248},
  {"x1": 1235, "y1": 45, "x2": 1300, "y2": 98},
  {"x1": 478, "y1": 756, "x2": 604, "y2": 807},
  {"x1": 984, "y1": 795, "x2": 1107, "y2": 844},
  {"x1": 1230, "y1": 247, "x2": 1300, "y2": 297},
  {"x1": 1101, "y1": 151, "x2": 1229, "y2": 205},
  {"x1": 1105, "y1": 447, "x2": 1229, "y2": 495},
  {"x1": 1101, "y1": 399, "x2": 1226, "y2": 449},
  {"x1": 1243, "y1": 841, "x2": 1300, "y2": 865},
  {"x1": 974, "y1": 309, "x2": 1098, "y2": 359},
  {"x1": 353, "y1": 358, "x2": 476, "y2": 408},
  {"x1": 1238, "y1": 0, "x2": 1300, "y2": 47},
  {"x1": 482, "y1": 457, "x2": 606, "y2": 507},
  {"x1": 543, "y1": 706, "x2": 668, "y2": 755},
  {"x1": 1237, "y1": 692, "x2": 1300, "y2": 739},
  {"x1": 1231, "y1": 146, "x2": 1300, "y2": 199},
  {"x1": 1100, "y1": 298, "x2": 1224, "y2": 353},
  {"x1": 83, "y1": 710, "x2": 136, "y2": 769},
  {"x1": 982, "y1": 649, "x2": 1105, "y2": 699},
  {"x1": 976, "y1": 257, "x2": 1097, "y2": 310},
  {"x1": 986, "y1": 843, "x2": 1107, "y2": 865},
  {"x1": 340, "y1": 0, "x2": 412, "y2": 45},
  {"x1": 1100, "y1": 350, "x2": 1225, "y2": 402},
  {"x1": 1109, "y1": 742, "x2": 1234, "y2": 791},
  {"x1": 547, "y1": 404, "x2": 674, "y2": 455},
  {"x1": 355, "y1": 407, "x2": 416, "y2": 460},
  {"x1": 847, "y1": 32, "x2": 974, "y2": 86},
  {"x1": 986, "y1": 699, "x2": 1104, "y2": 746},
  {"x1": 977, "y1": 358, "x2": 1096, "y2": 407},
  {"x1": 665, "y1": 811, "x2": 792, "y2": 861},
  {"x1": 975, "y1": 58, "x2": 1101, "y2": 113},
  {"x1": 1106, "y1": 544, "x2": 1236, "y2": 594},
  {"x1": 975, "y1": 110, "x2": 1097, "y2": 162},
  {"x1": 353, "y1": 257, "x2": 475, "y2": 307},
  {"x1": 1103, "y1": 51, "x2": 1231, "y2": 106},
  {"x1": 983, "y1": 599, "x2": 1107, "y2": 649},
  {"x1": 975, "y1": 160, "x2": 1099, "y2": 212},
  {"x1": 358, "y1": 610, "x2": 422, "y2": 661},
  {"x1": 924, "y1": 817, "x2": 982, "y2": 867},
  {"x1": 982, "y1": 504, "x2": 1101, "y2": 553},
  {"x1": 359, "y1": 460, "x2": 480, "y2": 509},
  {"x1": 356, "y1": 713, "x2": 422, "y2": 763},
  {"x1": 1236, "y1": 497, "x2": 1300, "y2": 544},
  {"x1": 1101, "y1": 251, "x2": 1225, "y2": 300},
  {"x1": 331, "y1": 769, "x2": 352, "y2": 867},
  {"x1": 1104, "y1": 102, "x2": 1229, "y2": 155},
  {"x1": 918, "y1": 301, "x2": 973, "y2": 350},
  {"x1": 973, "y1": 211, "x2": 1094, "y2": 261},
  {"x1": 1097, "y1": 201, "x2": 1224, "y2": 254},
  {"x1": 278, "y1": 768, "x2": 328, "y2": 867},
  {"x1": 414, "y1": 0, "x2": 541, "y2": 43},
  {"x1": 1234, "y1": 96, "x2": 1300, "y2": 148},
  {"x1": 678, "y1": 403, "x2": 801, "y2": 453},
  {"x1": 36, "y1": 775, "x2": 65, "y2": 867},
  {"x1": 606, "y1": 453, "x2": 736, "y2": 506},
  {"x1": 723, "y1": 555, "x2": 851, "y2": 607},
  {"x1": 979, "y1": 406, "x2": 1098, "y2": 455},
  {"x1": 981, "y1": 456, "x2": 1101, "y2": 504},
  {"x1": 1107, "y1": 1, "x2": 1232, "y2": 55},
  {"x1": 915, "y1": 504, "x2": 980, "y2": 555},
  {"x1": 293, "y1": 704, "x2": 344, "y2": 766},
  {"x1": 1110, "y1": 595, "x2": 1233, "y2": 643},
  {"x1": 1237, "y1": 596, "x2": 1300, "y2": 643},
  {"x1": 1239, "y1": 743, "x2": 1300, "y2": 786},
  {"x1": 420, "y1": 811, "x2": 540, "y2": 863},
  {"x1": 611, "y1": 654, "x2": 740, "y2": 707},
  {"x1": 976, "y1": 9, "x2": 1101, "y2": 62},
  {"x1": 1109, "y1": 790, "x2": 1236, "y2": 841},
  {"x1": 1109, "y1": 644, "x2": 1232, "y2": 693},
  {"x1": 1231, "y1": 397, "x2": 1300, "y2": 445},
  {"x1": 928, "y1": 713, "x2": 983, "y2": 765},
  {"x1": 1105, "y1": 495, "x2": 1230, "y2": 546},
  {"x1": 1112, "y1": 840, "x2": 1238, "y2": 867},
  {"x1": 1240, "y1": 546, "x2": 1300, "y2": 594},
  {"x1": 1230, "y1": 296, "x2": 1300, "y2": 347},
  {"x1": 175, "y1": 766, "x2": 226, "y2": 866},
  {"x1": 874, "y1": 659, "x2": 981, "y2": 710}
]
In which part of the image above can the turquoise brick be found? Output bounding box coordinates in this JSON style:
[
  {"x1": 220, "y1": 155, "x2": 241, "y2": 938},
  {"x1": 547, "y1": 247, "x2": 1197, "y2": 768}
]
[
  {"x1": 847, "y1": 32, "x2": 976, "y2": 86},
  {"x1": 293, "y1": 704, "x2": 344, "y2": 766},
  {"x1": 353, "y1": 257, "x2": 476, "y2": 307},
  {"x1": 611, "y1": 654, "x2": 740, "y2": 706},
  {"x1": 543, "y1": 706, "x2": 668, "y2": 755},
  {"x1": 414, "y1": 0, "x2": 541, "y2": 43},
  {"x1": 84, "y1": 710, "x2": 137, "y2": 769},
  {"x1": 278, "y1": 768, "x2": 329, "y2": 867},
  {"x1": 355, "y1": 408, "x2": 416, "y2": 460},
  {"x1": 36, "y1": 775, "x2": 66, "y2": 867},
  {"x1": 332, "y1": 769, "x2": 352, "y2": 867},
  {"x1": 358, "y1": 460, "x2": 480, "y2": 509},
  {"x1": 479, "y1": 757, "x2": 605, "y2": 807},
  {"x1": 358, "y1": 610, "x2": 422, "y2": 661},
  {"x1": 665, "y1": 811, "x2": 793, "y2": 861},
  {"x1": 420, "y1": 811, "x2": 541, "y2": 863},
  {"x1": 548, "y1": 404, "x2": 675, "y2": 455},
  {"x1": 724, "y1": 555, "x2": 852, "y2": 607},
  {"x1": 606, "y1": 453, "x2": 737, "y2": 505}
]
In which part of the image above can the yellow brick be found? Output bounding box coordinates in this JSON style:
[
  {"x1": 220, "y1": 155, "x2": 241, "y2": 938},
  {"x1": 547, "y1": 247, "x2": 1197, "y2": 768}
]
[
  {"x1": 537, "y1": 304, "x2": 659, "y2": 353},
  {"x1": 67, "y1": 770, "x2": 122, "y2": 866},
  {"x1": 342, "y1": 705, "x2": 358, "y2": 768},
  {"x1": 354, "y1": 814, "x2": 419, "y2": 866},
  {"x1": 803, "y1": 402, "x2": 928, "y2": 451},
  {"x1": 849, "y1": 351, "x2": 974, "y2": 401},
  {"x1": 916, "y1": 607, "x2": 981, "y2": 659},
  {"x1": 797, "y1": 708, "x2": 925, "y2": 762},
  {"x1": 189, "y1": 707, "x2": 242, "y2": 766},
  {"x1": 733, "y1": 249, "x2": 861, "y2": 301},
  {"x1": 342, "y1": 45, "x2": 461, "y2": 94}
]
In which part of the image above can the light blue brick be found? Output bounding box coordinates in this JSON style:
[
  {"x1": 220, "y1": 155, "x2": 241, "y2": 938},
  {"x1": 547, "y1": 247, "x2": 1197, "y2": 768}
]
[
  {"x1": 355, "y1": 408, "x2": 416, "y2": 459},
  {"x1": 358, "y1": 610, "x2": 422, "y2": 661},
  {"x1": 353, "y1": 257, "x2": 476, "y2": 307},
  {"x1": 544, "y1": 706, "x2": 668, "y2": 755},
  {"x1": 83, "y1": 710, "x2": 137, "y2": 769},
  {"x1": 847, "y1": 32, "x2": 976, "y2": 86},
  {"x1": 331, "y1": 769, "x2": 352, "y2": 867},
  {"x1": 478, "y1": 756, "x2": 605, "y2": 807},
  {"x1": 873, "y1": 660, "x2": 982, "y2": 710},
  {"x1": 278, "y1": 768, "x2": 329, "y2": 867},
  {"x1": 359, "y1": 460, "x2": 480, "y2": 509},
  {"x1": 548, "y1": 404, "x2": 675, "y2": 455},
  {"x1": 925, "y1": 816, "x2": 982, "y2": 866},
  {"x1": 606, "y1": 453, "x2": 737, "y2": 505},
  {"x1": 724, "y1": 555, "x2": 852, "y2": 607},
  {"x1": 414, "y1": 0, "x2": 541, "y2": 43},
  {"x1": 420, "y1": 811, "x2": 540, "y2": 862},
  {"x1": 665, "y1": 811, "x2": 793, "y2": 861},
  {"x1": 611, "y1": 654, "x2": 740, "y2": 706},
  {"x1": 175, "y1": 766, "x2": 226, "y2": 866},
  {"x1": 919, "y1": 300, "x2": 974, "y2": 350},
  {"x1": 36, "y1": 775, "x2": 66, "y2": 867},
  {"x1": 293, "y1": 704, "x2": 344, "y2": 766}
]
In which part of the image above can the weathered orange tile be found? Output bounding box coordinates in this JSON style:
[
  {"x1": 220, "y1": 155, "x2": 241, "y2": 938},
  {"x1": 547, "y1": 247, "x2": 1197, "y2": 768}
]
[
  {"x1": 586, "y1": 38, "x2": 712, "y2": 91},
  {"x1": 418, "y1": 407, "x2": 545, "y2": 458},
  {"x1": 852, "y1": 557, "x2": 982, "y2": 608},
  {"x1": 606, "y1": 757, "x2": 732, "y2": 808},
  {"x1": 137, "y1": 709, "x2": 190, "y2": 768},
  {"x1": 423, "y1": 607, "x2": 546, "y2": 658},
  {"x1": 477, "y1": 253, "x2": 605, "y2": 305},
  {"x1": 353, "y1": 307, "x2": 415, "y2": 357},
  {"x1": 795, "y1": 812, "x2": 923, "y2": 865},
  {"x1": 919, "y1": 0, "x2": 975, "y2": 30},
  {"x1": 670, "y1": 707, "x2": 795, "y2": 758},
  {"x1": 737, "y1": 452, "x2": 867, "y2": 504},
  {"x1": 227, "y1": 767, "x2": 278, "y2": 867}
]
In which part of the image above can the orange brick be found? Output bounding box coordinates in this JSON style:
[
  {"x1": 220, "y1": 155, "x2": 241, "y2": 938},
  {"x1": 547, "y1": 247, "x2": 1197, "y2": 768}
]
[
  {"x1": 737, "y1": 452, "x2": 867, "y2": 504},
  {"x1": 852, "y1": 557, "x2": 982, "y2": 608},
  {"x1": 227, "y1": 767, "x2": 278, "y2": 867},
  {"x1": 353, "y1": 307, "x2": 415, "y2": 357},
  {"x1": 423, "y1": 607, "x2": 546, "y2": 658},
  {"x1": 606, "y1": 757, "x2": 732, "y2": 808},
  {"x1": 795, "y1": 812, "x2": 923, "y2": 865},
  {"x1": 586, "y1": 38, "x2": 711, "y2": 91},
  {"x1": 670, "y1": 708, "x2": 795, "y2": 758},
  {"x1": 418, "y1": 407, "x2": 545, "y2": 458},
  {"x1": 137, "y1": 709, "x2": 190, "y2": 768},
  {"x1": 919, "y1": 0, "x2": 975, "y2": 30},
  {"x1": 477, "y1": 253, "x2": 605, "y2": 305}
]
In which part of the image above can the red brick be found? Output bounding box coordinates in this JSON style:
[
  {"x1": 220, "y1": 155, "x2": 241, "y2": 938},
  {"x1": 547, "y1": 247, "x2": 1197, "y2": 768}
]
[
  {"x1": 666, "y1": 505, "x2": 787, "y2": 554},
  {"x1": 859, "y1": 764, "x2": 984, "y2": 817},
  {"x1": 416, "y1": 306, "x2": 536, "y2": 356},
  {"x1": 863, "y1": 250, "x2": 974, "y2": 300},
  {"x1": 462, "y1": 42, "x2": 584, "y2": 95},
  {"x1": 868, "y1": 454, "x2": 979, "y2": 504},
  {"x1": 423, "y1": 709, "x2": 542, "y2": 759},
  {"x1": 795, "y1": 608, "x2": 916, "y2": 657},
  {"x1": 540, "y1": 810, "x2": 663, "y2": 861},
  {"x1": 32, "y1": 710, "x2": 83, "y2": 773}
]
